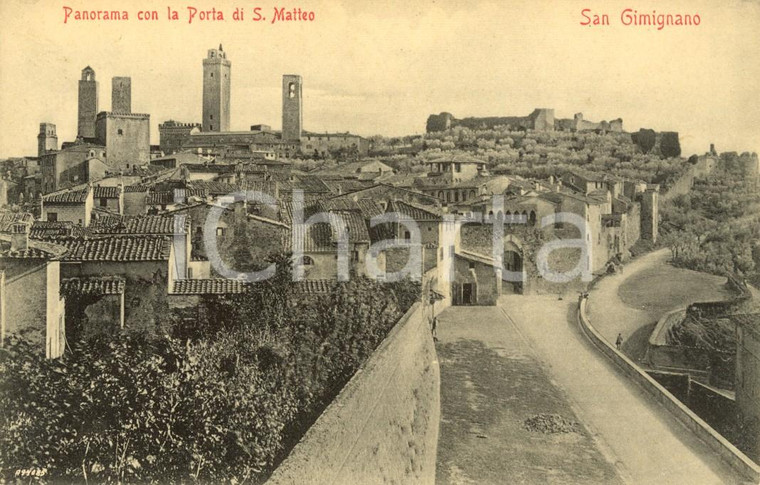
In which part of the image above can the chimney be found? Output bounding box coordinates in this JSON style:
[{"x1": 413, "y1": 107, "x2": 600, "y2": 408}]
[{"x1": 10, "y1": 222, "x2": 30, "y2": 252}]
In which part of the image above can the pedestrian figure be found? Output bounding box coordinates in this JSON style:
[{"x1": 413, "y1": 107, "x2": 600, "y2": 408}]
[
  {"x1": 431, "y1": 316, "x2": 438, "y2": 341},
  {"x1": 616, "y1": 333, "x2": 623, "y2": 350}
]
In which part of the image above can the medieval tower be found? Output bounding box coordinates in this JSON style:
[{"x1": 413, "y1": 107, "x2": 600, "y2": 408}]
[
  {"x1": 112, "y1": 76, "x2": 132, "y2": 113},
  {"x1": 77, "y1": 66, "x2": 98, "y2": 138},
  {"x1": 282, "y1": 74, "x2": 303, "y2": 141},
  {"x1": 202, "y1": 45, "x2": 231, "y2": 132},
  {"x1": 37, "y1": 123, "x2": 58, "y2": 157}
]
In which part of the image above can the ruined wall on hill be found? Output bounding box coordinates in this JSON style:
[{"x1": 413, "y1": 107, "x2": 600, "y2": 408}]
[{"x1": 426, "y1": 109, "x2": 554, "y2": 133}]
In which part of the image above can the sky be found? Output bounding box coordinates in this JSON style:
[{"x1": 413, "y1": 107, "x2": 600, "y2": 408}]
[{"x1": 1, "y1": 0, "x2": 758, "y2": 158}]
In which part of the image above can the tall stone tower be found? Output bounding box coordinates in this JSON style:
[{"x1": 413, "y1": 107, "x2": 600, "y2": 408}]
[
  {"x1": 282, "y1": 74, "x2": 303, "y2": 141},
  {"x1": 37, "y1": 123, "x2": 58, "y2": 157},
  {"x1": 78, "y1": 66, "x2": 99, "y2": 138},
  {"x1": 112, "y1": 76, "x2": 131, "y2": 113},
  {"x1": 202, "y1": 45, "x2": 231, "y2": 132}
]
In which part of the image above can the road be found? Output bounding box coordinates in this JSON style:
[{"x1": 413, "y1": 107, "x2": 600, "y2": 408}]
[
  {"x1": 499, "y1": 294, "x2": 746, "y2": 484},
  {"x1": 586, "y1": 249, "x2": 732, "y2": 361},
  {"x1": 435, "y1": 306, "x2": 622, "y2": 484}
]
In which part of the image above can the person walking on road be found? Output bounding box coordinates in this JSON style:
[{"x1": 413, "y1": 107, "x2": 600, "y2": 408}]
[
  {"x1": 616, "y1": 333, "x2": 623, "y2": 350},
  {"x1": 432, "y1": 316, "x2": 438, "y2": 341}
]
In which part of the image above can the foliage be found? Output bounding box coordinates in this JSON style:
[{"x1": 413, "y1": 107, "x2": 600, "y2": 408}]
[
  {"x1": 0, "y1": 259, "x2": 421, "y2": 483},
  {"x1": 659, "y1": 159, "x2": 760, "y2": 279}
]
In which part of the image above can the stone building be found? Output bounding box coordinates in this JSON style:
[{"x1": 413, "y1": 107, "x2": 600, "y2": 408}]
[
  {"x1": 202, "y1": 45, "x2": 231, "y2": 132},
  {"x1": 158, "y1": 121, "x2": 201, "y2": 155},
  {"x1": 0, "y1": 221, "x2": 67, "y2": 358},
  {"x1": 54, "y1": 235, "x2": 182, "y2": 333},
  {"x1": 41, "y1": 186, "x2": 93, "y2": 227},
  {"x1": 300, "y1": 132, "x2": 370, "y2": 157},
  {"x1": 95, "y1": 111, "x2": 151, "y2": 169},
  {"x1": 78, "y1": 66, "x2": 98, "y2": 138},
  {"x1": 40, "y1": 143, "x2": 107, "y2": 193}
]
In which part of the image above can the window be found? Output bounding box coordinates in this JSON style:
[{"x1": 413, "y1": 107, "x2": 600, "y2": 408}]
[
  {"x1": 404, "y1": 230, "x2": 411, "y2": 240},
  {"x1": 100, "y1": 197, "x2": 108, "y2": 207},
  {"x1": 303, "y1": 256, "x2": 314, "y2": 266},
  {"x1": 352, "y1": 251, "x2": 359, "y2": 262},
  {"x1": 187, "y1": 268, "x2": 194, "y2": 279},
  {"x1": 455, "y1": 163, "x2": 462, "y2": 172},
  {"x1": 117, "y1": 129, "x2": 123, "y2": 135},
  {"x1": 210, "y1": 72, "x2": 214, "y2": 77},
  {"x1": 47, "y1": 212, "x2": 58, "y2": 222},
  {"x1": 210, "y1": 115, "x2": 213, "y2": 120},
  {"x1": 288, "y1": 82, "x2": 296, "y2": 98},
  {"x1": 210, "y1": 125, "x2": 213, "y2": 130},
  {"x1": 216, "y1": 227, "x2": 226, "y2": 236},
  {"x1": 469, "y1": 262, "x2": 476, "y2": 269}
]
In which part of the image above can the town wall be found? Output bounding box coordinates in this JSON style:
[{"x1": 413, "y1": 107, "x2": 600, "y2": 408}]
[
  {"x1": 578, "y1": 296, "x2": 760, "y2": 483},
  {"x1": 268, "y1": 302, "x2": 440, "y2": 485}
]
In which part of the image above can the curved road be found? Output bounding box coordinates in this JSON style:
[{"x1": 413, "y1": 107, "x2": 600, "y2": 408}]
[
  {"x1": 586, "y1": 249, "x2": 733, "y2": 361},
  {"x1": 497, "y1": 293, "x2": 746, "y2": 484}
]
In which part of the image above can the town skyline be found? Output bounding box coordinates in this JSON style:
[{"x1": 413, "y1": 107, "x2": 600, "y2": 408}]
[{"x1": 1, "y1": 0, "x2": 759, "y2": 159}]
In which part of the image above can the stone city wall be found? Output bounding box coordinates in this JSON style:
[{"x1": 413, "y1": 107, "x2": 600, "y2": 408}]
[{"x1": 267, "y1": 301, "x2": 441, "y2": 485}]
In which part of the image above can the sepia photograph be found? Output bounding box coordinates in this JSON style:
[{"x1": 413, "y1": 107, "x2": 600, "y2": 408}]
[{"x1": 0, "y1": 0, "x2": 759, "y2": 483}]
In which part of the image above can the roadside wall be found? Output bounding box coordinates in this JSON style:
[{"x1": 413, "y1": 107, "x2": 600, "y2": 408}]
[
  {"x1": 578, "y1": 296, "x2": 760, "y2": 483},
  {"x1": 267, "y1": 302, "x2": 441, "y2": 485}
]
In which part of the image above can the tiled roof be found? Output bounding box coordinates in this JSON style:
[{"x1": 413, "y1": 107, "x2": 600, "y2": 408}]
[
  {"x1": 295, "y1": 279, "x2": 336, "y2": 294},
  {"x1": 286, "y1": 222, "x2": 333, "y2": 252},
  {"x1": 278, "y1": 175, "x2": 332, "y2": 194},
  {"x1": 184, "y1": 181, "x2": 238, "y2": 196},
  {"x1": 1, "y1": 247, "x2": 55, "y2": 259},
  {"x1": 89, "y1": 215, "x2": 188, "y2": 235},
  {"x1": 61, "y1": 276, "x2": 125, "y2": 296},
  {"x1": 278, "y1": 197, "x2": 323, "y2": 225},
  {"x1": 93, "y1": 186, "x2": 121, "y2": 198},
  {"x1": 183, "y1": 163, "x2": 236, "y2": 173},
  {"x1": 330, "y1": 211, "x2": 370, "y2": 243},
  {"x1": 323, "y1": 179, "x2": 375, "y2": 195},
  {"x1": 0, "y1": 236, "x2": 68, "y2": 260},
  {"x1": 124, "y1": 184, "x2": 150, "y2": 193},
  {"x1": 43, "y1": 188, "x2": 90, "y2": 204},
  {"x1": 171, "y1": 278, "x2": 338, "y2": 295},
  {"x1": 146, "y1": 192, "x2": 175, "y2": 206},
  {"x1": 0, "y1": 211, "x2": 34, "y2": 232},
  {"x1": 389, "y1": 200, "x2": 442, "y2": 221},
  {"x1": 30, "y1": 221, "x2": 85, "y2": 239},
  {"x1": 58, "y1": 236, "x2": 171, "y2": 261},
  {"x1": 171, "y1": 279, "x2": 250, "y2": 295}
]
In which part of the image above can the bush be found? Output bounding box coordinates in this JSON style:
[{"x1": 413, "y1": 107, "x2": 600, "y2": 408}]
[{"x1": 0, "y1": 265, "x2": 421, "y2": 483}]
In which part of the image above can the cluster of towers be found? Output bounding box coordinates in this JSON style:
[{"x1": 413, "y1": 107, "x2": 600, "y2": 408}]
[
  {"x1": 77, "y1": 67, "x2": 135, "y2": 138},
  {"x1": 200, "y1": 44, "x2": 303, "y2": 141}
]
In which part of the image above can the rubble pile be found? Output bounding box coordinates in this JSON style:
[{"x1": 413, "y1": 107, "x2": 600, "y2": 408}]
[{"x1": 523, "y1": 414, "x2": 580, "y2": 434}]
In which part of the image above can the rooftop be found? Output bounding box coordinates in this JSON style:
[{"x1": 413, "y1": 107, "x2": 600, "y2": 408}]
[
  {"x1": 57, "y1": 236, "x2": 172, "y2": 262},
  {"x1": 61, "y1": 276, "x2": 125, "y2": 296}
]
